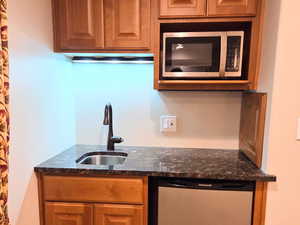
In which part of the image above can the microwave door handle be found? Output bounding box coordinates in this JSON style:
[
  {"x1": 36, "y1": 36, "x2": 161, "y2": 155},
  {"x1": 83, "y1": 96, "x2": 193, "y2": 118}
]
[
  {"x1": 220, "y1": 33, "x2": 227, "y2": 77},
  {"x1": 234, "y1": 48, "x2": 238, "y2": 70}
]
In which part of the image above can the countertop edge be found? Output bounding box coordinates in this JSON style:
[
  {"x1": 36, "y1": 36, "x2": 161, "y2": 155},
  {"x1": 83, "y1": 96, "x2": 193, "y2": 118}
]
[
  {"x1": 33, "y1": 145, "x2": 277, "y2": 182},
  {"x1": 34, "y1": 167, "x2": 277, "y2": 182}
]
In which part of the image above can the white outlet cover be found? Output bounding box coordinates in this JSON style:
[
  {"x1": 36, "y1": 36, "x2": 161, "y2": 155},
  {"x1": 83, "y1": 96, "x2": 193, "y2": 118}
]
[{"x1": 160, "y1": 115, "x2": 177, "y2": 132}]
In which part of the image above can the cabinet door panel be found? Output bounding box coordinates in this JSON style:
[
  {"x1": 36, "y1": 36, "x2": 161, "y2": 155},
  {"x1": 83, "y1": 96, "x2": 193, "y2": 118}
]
[
  {"x1": 45, "y1": 202, "x2": 93, "y2": 225},
  {"x1": 53, "y1": 0, "x2": 104, "y2": 50},
  {"x1": 94, "y1": 204, "x2": 144, "y2": 225},
  {"x1": 207, "y1": 0, "x2": 258, "y2": 16},
  {"x1": 160, "y1": 0, "x2": 206, "y2": 17},
  {"x1": 239, "y1": 92, "x2": 267, "y2": 168},
  {"x1": 104, "y1": 0, "x2": 150, "y2": 49}
]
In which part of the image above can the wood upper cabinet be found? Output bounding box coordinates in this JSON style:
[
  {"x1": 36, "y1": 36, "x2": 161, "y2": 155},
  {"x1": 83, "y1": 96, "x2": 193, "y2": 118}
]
[
  {"x1": 159, "y1": 0, "x2": 258, "y2": 18},
  {"x1": 104, "y1": 0, "x2": 151, "y2": 49},
  {"x1": 52, "y1": 0, "x2": 151, "y2": 51},
  {"x1": 95, "y1": 204, "x2": 144, "y2": 225},
  {"x1": 207, "y1": 0, "x2": 258, "y2": 16},
  {"x1": 52, "y1": 0, "x2": 104, "y2": 50},
  {"x1": 160, "y1": 0, "x2": 206, "y2": 17},
  {"x1": 45, "y1": 202, "x2": 93, "y2": 225}
]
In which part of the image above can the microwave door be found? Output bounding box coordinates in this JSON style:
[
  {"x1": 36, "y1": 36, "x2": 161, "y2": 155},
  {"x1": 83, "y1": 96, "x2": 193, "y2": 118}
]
[
  {"x1": 162, "y1": 32, "x2": 222, "y2": 78},
  {"x1": 224, "y1": 31, "x2": 244, "y2": 77}
]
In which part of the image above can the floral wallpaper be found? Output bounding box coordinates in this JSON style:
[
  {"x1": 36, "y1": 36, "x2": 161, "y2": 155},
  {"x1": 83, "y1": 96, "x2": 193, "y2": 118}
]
[{"x1": 0, "y1": 0, "x2": 9, "y2": 224}]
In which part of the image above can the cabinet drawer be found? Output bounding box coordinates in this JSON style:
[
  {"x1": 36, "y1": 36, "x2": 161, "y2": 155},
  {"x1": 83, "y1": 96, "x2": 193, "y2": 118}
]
[{"x1": 43, "y1": 176, "x2": 144, "y2": 204}]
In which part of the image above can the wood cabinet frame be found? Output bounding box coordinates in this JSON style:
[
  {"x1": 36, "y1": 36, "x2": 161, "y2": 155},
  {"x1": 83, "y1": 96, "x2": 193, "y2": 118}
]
[
  {"x1": 253, "y1": 182, "x2": 268, "y2": 225},
  {"x1": 153, "y1": 0, "x2": 266, "y2": 91}
]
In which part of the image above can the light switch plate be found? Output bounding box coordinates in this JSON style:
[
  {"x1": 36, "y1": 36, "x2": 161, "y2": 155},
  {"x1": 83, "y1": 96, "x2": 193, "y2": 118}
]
[
  {"x1": 297, "y1": 118, "x2": 300, "y2": 140},
  {"x1": 160, "y1": 115, "x2": 177, "y2": 132}
]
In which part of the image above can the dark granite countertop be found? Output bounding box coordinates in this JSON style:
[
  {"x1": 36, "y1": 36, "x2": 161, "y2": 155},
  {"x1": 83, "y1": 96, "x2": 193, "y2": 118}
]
[{"x1": 34, "y1": 145, "x2": 276, "y2": 182}]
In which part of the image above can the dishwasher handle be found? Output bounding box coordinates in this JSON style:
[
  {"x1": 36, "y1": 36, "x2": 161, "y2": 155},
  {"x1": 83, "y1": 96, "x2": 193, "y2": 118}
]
[
  {"x1": 167, "y1": 182, "x2": 213, "y2": 189},
  {"x1": 159, "y1": 179, "x2": 255, "y2": 191}
]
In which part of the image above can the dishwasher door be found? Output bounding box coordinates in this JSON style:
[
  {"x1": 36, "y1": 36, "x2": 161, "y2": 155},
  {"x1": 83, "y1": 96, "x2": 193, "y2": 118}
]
[{"x1": 158, "y1": 185, "x2": 253, "y2": 225}]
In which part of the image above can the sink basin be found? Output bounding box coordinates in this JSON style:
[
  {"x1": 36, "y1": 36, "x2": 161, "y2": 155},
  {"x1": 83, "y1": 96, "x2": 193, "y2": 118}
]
[{"x1": 77, "y1": 151, "x2": 128, "y2": 166}]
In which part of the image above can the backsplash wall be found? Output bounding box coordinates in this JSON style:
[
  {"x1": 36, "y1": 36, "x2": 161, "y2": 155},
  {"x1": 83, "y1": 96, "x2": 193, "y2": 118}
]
[{"x1": 73, "y1": 63, "x2": 241, "y2": 149}]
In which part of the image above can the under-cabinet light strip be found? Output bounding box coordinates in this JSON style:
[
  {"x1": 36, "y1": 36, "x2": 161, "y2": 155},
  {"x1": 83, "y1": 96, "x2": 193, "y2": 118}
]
[{"x1": 71, "y1": 56, "x2": 154, "y2": 64}]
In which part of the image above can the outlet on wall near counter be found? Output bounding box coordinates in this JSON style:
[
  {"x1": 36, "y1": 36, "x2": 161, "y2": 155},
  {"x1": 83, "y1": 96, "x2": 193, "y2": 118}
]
[
  {"x1": 297, "y1": 118, "x2": 300, "y2": 140},
  {"x1": 160, "y1": 115, "x2": 177, "y2": 133}
]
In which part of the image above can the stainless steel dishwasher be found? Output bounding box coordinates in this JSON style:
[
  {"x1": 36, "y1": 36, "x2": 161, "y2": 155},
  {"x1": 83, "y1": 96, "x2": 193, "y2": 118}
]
[{"x1": 149, "y1": 177, "x2": 255, "y2": 225}]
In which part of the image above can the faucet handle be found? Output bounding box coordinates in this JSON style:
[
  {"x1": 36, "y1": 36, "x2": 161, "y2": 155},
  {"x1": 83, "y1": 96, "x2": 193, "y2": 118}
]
[{"x1": 111, "y1": 136, "x2": 124, "y2": 144}]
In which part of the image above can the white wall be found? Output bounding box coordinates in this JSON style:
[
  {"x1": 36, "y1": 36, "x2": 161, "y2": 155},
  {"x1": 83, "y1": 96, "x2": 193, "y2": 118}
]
[
  {"x1": 259, "y1": 0, "x2": 300, "y2": 225},
  {"x1": 7, "y1": 0, "x2": 76, "y2": 225},
  {"x1": 73, "y1": 63, "x2": 241, "y2": 149}
]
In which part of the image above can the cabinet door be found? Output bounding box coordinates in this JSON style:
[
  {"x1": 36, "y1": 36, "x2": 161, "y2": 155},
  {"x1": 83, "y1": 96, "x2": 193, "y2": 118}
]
[
  {"x1": 45, "y1": 202, "x2": 93, "y2": 225},
  {"x1": 52, "y1": 0, "x2": 104, "y2": 50},
  {"x1": 207, "y1": 0, "x2": 258, "y2": 16},
  {"x1": 239, "y1": 92, "x2": 267, "y2": 168},
  {"x1": 94, "y1": 204, "x2": 144, "y2": 225},
  {"x1": 160, "y1": 0, "x2": 206, "y2": 17},
  {"x1": 104, "y1": 0, "x2": 150, "y2": 49}
]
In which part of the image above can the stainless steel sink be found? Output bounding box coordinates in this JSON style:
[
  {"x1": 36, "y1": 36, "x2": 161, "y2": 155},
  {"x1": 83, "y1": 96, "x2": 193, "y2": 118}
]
[{"x1": 76, "y1": 151, "x2": 128, "y2": 166}]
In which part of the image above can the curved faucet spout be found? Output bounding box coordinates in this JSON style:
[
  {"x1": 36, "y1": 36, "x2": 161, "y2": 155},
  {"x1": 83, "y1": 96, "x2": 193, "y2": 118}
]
[
  {"x1": 103, "y1": 103, "x2": 112, "y2": 126},
  {"x1": 102, "y1": 103, "x2": 123, "y2": 151}
]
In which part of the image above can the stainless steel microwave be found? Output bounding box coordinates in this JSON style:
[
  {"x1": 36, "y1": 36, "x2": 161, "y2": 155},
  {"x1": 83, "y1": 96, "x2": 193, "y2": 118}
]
[{"x1": 162, "y1": 31, "x2": 244, "y2": 78}]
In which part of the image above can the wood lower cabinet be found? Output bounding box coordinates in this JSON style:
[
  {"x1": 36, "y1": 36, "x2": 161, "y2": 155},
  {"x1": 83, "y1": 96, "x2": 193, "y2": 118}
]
[
  {"x1": 207, "y1": 0, "x2": 258, "y2": 16},
  {"x1": 52, "y1": 0, "x2": 104, "y2": 51},
  {"x1": 37, "y1": 174, "x2": 269, "y2": 225},
  {"x1": 45, "y1": 202, "x2": 93, "y2": 225},
  {"x1": 45, "y1": 203, "x2": 143, "y2": 225},
  {"x1": 95, "y1": 204, "x2": 143, "y2": 225},
  {"x1": 38, "y1": 175, "x2": 148, "y2": 225},
  {"x1": 159, "y1": 0, "x2": 206, "y2": 17},
  {"x1": 104, "y1": 0, "x2": 151, "y2": 49}
]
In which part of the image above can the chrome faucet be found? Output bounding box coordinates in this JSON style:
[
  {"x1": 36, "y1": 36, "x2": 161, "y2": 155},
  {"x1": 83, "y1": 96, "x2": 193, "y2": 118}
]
[{"x1": 103, "y1": 103, "x2": 123, "y2": 151}]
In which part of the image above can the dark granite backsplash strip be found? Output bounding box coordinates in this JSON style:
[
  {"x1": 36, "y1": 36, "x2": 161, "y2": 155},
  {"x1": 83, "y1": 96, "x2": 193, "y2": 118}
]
[{"x1": 34, "y1": 145, "x2": 276, "y2": 182}]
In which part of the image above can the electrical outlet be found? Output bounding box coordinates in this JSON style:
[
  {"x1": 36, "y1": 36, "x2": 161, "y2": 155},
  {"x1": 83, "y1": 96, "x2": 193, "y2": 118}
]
[
  {"x1": 160, "y1": 115, "x2": 177, "y2": 132},
  {"x1": 297, "y1": 118, "x2": 300, "y2": 141}
]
